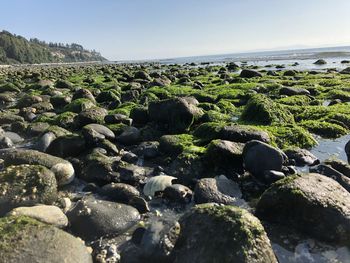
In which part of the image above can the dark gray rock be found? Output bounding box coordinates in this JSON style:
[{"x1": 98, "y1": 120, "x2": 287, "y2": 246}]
[
  {"x1": 116, "y1": 126, "x2": 140, "y2": 145},
  {"x1": 240, "y1": 69, "x2": 262, "y2": 78},
  {"x1": 220, "y1": 125, "x2": 270, "y2": 143},
  {"x1": 100, "y1": 183, "x2": 140, "y2": 203},
  {"x1": 46, "y1": 134, "x2": 86, "y2": 158},
  {"x1": 67, "y1": 196, "x2": 140, "y2": 241},
  {"x1": 243, "y1": 140, "x2": 287, "y2": 180},
  {"x1": 164, "y1": 184, "x2": 193, "y2": 204},
  {"x1": 284, "y1": 147, "x2": 319, "y2": 166},
  {"x1": 148, "y1": 97, "x2": 203, "y2": 133}
]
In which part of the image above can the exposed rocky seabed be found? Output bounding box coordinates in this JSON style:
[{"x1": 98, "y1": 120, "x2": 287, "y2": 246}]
[{"x1": 1, "y1": 60, "x2": 350, "y2": 262}]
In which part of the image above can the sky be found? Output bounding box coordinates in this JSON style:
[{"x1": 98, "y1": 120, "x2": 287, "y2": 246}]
[{"x1": 2, "y1": 0, "x2": 350, "y2": 60}]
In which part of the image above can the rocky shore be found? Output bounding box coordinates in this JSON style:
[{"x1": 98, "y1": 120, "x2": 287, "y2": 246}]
[{"x1": 1, "y1": 61, "x2": 350, "y2": 262}]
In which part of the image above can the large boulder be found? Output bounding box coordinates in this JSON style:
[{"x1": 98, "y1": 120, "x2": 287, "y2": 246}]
[
  {"x1": 0, "y1": 149, "x2": 75, "y2": 186},
  {"x1": 172, "y1": 204, "x2": 277, "y2": 263},
  {"x1": 256, "y1": 173, "x2": 350, "y2": 244},
  {"x1": 148, "y1": 97, "x2": 203, "y2": 133},
  {"x1": 0, "y1": 216, "x2": 92, "y2": 263},
  {"x1": 243, "y1": 140, "x2": 287, "y2": 179},
  {"x1": 0, "y1": 165, "x2": 57, "y2": 215},
  {"x1": 67, "y1": 196, "x2": 140, "y2": 241}
]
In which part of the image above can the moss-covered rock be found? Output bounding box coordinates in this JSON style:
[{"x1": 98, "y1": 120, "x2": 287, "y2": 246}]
[
  {"x1": 300, "y1": 120, "x2": 347, "y2": 138},
  {"x1": 149, "y1": 97, "x2": 203, "y2": 133},
  {"x1": 0, "y1": 216, "x2": 92, "y2": 262},
  {"x1": 0, "y1": 149, "x2": 75, "y2": 186},
  {"x1": 0, "y1": 165, "x2": 57, "y2": 215},
  {"x1": 63, "y1": 98, "x2": 95, "y2": 113},
  {"x1": 240, "y1": 94, "x2": 294, "y2": 125},
  {"x1": 257, "y1": 173, "x2": 350, "y2": 244},
  {"x1": 173, "y1": 204, "x2": 277, "y2": 263}
]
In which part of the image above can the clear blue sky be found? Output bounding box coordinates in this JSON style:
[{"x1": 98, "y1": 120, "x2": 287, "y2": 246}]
[{"x1": 2, "y1": 0, "x2": 350, "y2": 60}]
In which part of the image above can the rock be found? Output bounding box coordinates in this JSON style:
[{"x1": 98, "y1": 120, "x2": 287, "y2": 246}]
[
  {"x1": 46, "y1": 134, "x2": 86, "y2": 158},
  {"x1": 119, "y1": 164, "x2": 147, "y2": 185},
  {"x1": 148, "y1": 97, "x2": 203, "y2": 133},
  {"x1": 0, "y1": 149, "x2": 75, "y2": 186},
  {"x1": 309, "y1": 164, "x2": 350, "y2": 192},
  {"x1": 240, "y1": 69, "x2": 262, "y2": 78},
  {"x1": 345, "y1": 140, "x2": 350, "y2": 162},
  {"x1": 314, "y1": 59, "x2": 327, "y2": 65},
  {"x1": 149, "y1": 77, "x2": 171, "y2": 87},
  {"x1": 0, "y1": 112, "x2": 24, "y2": 124},
  {"x1": 164, "y1": 184, "x2": 193, "y2": 204},
  {"x1": 81, "y1": 150, "x2": 118, "y2": 184},
  {"x1": 50, "y1": 95, "x2": 72, "y2": 108},
  {"x1": 16, "y1": 94, "x2": 42, "y2": 108},
  {"x1": 220, "y1": 125, "x2": 270, "y2": 143},
  {"x1": 116, "y1": 126, "x2": 140, "y2": 145},
  {"x1": 72, "y1": 88, "x2": 96, "y2": 103},
  {"x1": 34, "y1": 132, "x2": 56, "y2": 152},
  {"x1": 173, "y1": 204, "x2": 277, "y2": 263},
  {"x1": 240, "y1": 94, "x2": 294, "y2": 125},
  {"x1": 205, "y1": 139, "x2": 244, "y2": 171},
  {"x1": 76, "y1": 107, "x2": 107, "y2": 127},
  {"x1": 67, "y1": 196, "x2": 140, "y2": 241},
  {"x1": 0, "y1": 216, "x2": 93, "y2": 263},
  {"x1": 340, "y1": 67, "x2": 350, "y2": 74},
  {"x1": 26, "y1": 122, "x2": 50, "y2": 136},
  {"x1": 0, "y1": 136, "x2": 13, "y2": 148},
  {"x1": 227, "y1": 62, "x2": 239, "y2": 71},
  {"x1": 284, "y1": 147, "x2": 319, "y2": 166},
  {"x1": 4, "y1": 131, "x2": 24, "y2": 144},
  {"x1": 256, "y1": 173, "x2": 350, "y2": 244},
  {"x1": 262, "y1": 170, "x2": 285, "y2": 184},
  {"x1": 129, "y1": 196, "x2": 150, "y2": 214},
  {"x1": 283, "y1": 70, "x2": 297, "y2": 77},
  {"x1": 143, "y1": 175, "x2": 176, "y2": 197},
  {"x1": 279, "y1": 87, "x2": 310, "y2": 96},
  {"x1": 194, "y1": 176, "x2": 245, "y2": 206},
  {"x1": 104, "y1": 114, "x2": 132, "y2": 125},
  {"x1": 0, "y1": 165, "x2": 57, "y2": 215},
  {"x1": 243, "y1": 140, "x2": 287, "y2": 180},
  {"x1": 324, "y1": 158, "x2": 350, "y2": 178},
  {"x1": 8, "y1": 205, "x2": 68, "y2": 228},
  {"x1": 100, "y1": 183, "x2": 140, "y2": 203},
  {"x1": 135, "y1": 141, "x2": 160, "y2": 159},
  {"x1": 82, "y1": 123, "x2": 115, "y2": 141}
]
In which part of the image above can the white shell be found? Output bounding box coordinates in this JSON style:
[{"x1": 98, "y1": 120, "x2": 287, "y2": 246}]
[{"x1": 143, "y1": 175, "x2": 176, "y2": 197}]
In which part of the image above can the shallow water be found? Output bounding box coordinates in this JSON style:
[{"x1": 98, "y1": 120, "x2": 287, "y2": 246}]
[{"x1": 310, "y1": 134, "x2": 350, "y2": 163}]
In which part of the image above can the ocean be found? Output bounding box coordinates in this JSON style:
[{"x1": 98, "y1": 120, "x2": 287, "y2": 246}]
[{"x1": 118, "y1": 46, "x2": 350, "y2": 71}]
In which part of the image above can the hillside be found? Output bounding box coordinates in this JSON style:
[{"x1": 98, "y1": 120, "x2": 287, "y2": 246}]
[{"x1": 0, "y1": 30, "x2": 106, "y2": 64}]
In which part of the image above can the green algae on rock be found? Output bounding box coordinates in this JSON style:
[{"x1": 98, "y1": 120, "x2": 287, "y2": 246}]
[
  {"x1": 0, "y1": 165, "x2": 57, "y2": 215},
  {"x1": 0, "y1": 216, "x2": 92, "y2": 263},
  {"x1": 173, "y1": 204, "x2": 277, "y2": 263},
  {"x1": 240, "y1": 94, "x2": 294, "y2": 125},
  {"x1": 257, "y1": 173, "x2": 350, "y2": 244}
]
